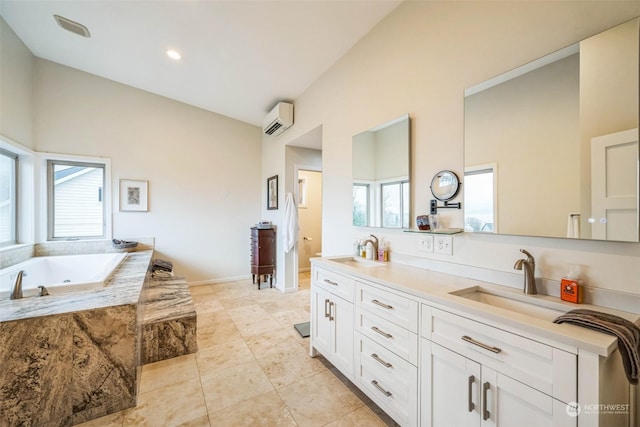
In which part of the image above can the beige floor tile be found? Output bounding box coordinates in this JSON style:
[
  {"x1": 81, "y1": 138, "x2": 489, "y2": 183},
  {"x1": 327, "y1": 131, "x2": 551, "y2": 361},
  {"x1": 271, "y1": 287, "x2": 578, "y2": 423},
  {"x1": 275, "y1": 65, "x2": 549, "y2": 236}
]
[
  {"x1": 123, "y1": 378, "x2": 207, "y2": 427},
  {"x1": 197, "y1": 325, "x2": 244, "y2": 350},
  {"x1": 189, "y1": 285, "x2": 215, "y2": 296},
  {"x1": 177, "y1": 415, "x2": 211, "y2": 427},
  {"x1": 324, "y1": 406, "x2": 389, "y2": 427},
  {"x1": 140, "y1": 353, "x2": 200, "y2": 394},
  {"x1": 277, "y1": 371, "x2": 364, "y2": 427},
  {"x1": 200, "y1": 360, "x2": 274, "y2": 413},
  {"x1": 233, "y1": 316, "x2": 284, "y2": 337},
  {"x1": 213, "y1": 285, "x2": 255, "y2": 301},
  {"x1": 196, "y1": 338, "x2": 256, "y2": 376},
  {"x1": 207, "y1": 390, "x2": 296, "y2": 427},
  {"x1": 244, "y1": 328, "x2": 307, "y2": 361},
  {"x1": 257, "y1": 351, "x2": 327, "y2": 388},
  {"x1": 271, "y1": 308, "x2": 311, "y2": 328},
  {"x1": 75, "y1": 410, "x2": 124, "y2": 427}
]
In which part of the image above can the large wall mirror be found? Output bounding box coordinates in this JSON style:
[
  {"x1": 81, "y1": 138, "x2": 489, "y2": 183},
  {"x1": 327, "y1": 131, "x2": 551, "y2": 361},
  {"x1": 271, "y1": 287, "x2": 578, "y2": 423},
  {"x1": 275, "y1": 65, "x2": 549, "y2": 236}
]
[
  {"x1": 464, "y1": 17, "x2": 639, "y2": 242},
  {"x1": 353, "y1": 114, "x2": 410, "y2": 228}
]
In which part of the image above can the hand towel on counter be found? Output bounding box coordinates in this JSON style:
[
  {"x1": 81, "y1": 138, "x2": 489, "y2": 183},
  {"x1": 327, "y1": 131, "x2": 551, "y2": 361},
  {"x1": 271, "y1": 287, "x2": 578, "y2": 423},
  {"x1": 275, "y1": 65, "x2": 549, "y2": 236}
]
[
  {"x1": 553, "y1": 309, "x2": 640, "y2": 384},
  {"x1": 152, "y1": 259, "x2": 173, "y2": 272},
  {"x1": 283, "y1": 192, "x2": 299, "y2": 253},
  {"x1": 566, "y1": 213, "x2": 581, "y2": 238}
]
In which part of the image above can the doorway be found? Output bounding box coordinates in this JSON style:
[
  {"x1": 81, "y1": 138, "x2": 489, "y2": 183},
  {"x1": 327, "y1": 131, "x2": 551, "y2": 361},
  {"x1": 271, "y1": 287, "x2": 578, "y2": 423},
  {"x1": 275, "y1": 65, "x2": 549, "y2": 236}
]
[{"x1": 297, "y1": 169, "x2": 322, "y2": 272}]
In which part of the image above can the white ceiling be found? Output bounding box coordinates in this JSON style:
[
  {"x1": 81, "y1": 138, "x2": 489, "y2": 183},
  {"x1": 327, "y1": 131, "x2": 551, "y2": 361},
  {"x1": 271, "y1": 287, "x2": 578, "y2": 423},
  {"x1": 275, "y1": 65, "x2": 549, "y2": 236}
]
[{"x1": 1, "y1": 0, "x2": 401, "y2": 127}]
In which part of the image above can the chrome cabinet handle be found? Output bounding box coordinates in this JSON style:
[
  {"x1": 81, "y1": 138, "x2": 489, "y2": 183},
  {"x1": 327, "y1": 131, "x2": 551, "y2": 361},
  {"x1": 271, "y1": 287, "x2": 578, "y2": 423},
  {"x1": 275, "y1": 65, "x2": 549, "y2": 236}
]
[
  {"x1": 371, "y1": 353, "x2": 392, "y2": 368},
  {"x1": 468, "y1": 375, "x2": 475, "y2": 412},
  {"x1": 482, "y1": 382, "x2": 491, "y2": 421},
  {"x1": 462, "y1": 335, "x2": 502, "y2": 354},
  {"x1": 371, "y1": 299, "x2": 393, "y2": 310},
  {"x1": 324, "y1": 299, "x2": 330, "y2": 318},
  {"x1": 323, "y1": 279, "x2": 338, "y2": 286},
  {"x1": 329, "y1": 301, "x2": 334, "y2": 321},
  {"x1": 371, "y1": 326, "x2": 393, "y2": 339},
  {"x1": 371, "y1": 380, "x2": 392, "y2": 397}
]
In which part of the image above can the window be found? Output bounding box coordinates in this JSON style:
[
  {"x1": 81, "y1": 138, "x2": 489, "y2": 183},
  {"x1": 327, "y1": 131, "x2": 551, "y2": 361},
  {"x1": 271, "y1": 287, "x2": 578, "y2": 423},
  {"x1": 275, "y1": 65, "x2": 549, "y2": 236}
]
[
  {"x1": 48, "y1": 160, "x2": 106, "y2": 239},
  {"x1": 0, "y1": 149, "x2": 18, "y2": 246},
  {"x1": 353, "y1": 183, "x2": 369, "y2": 226},
  {"x1": 464, "y1": 166, "x2": 496, "y2": 232},
  {"x1": 381, "y1": 180, "x2": 409, "y2": 228}
]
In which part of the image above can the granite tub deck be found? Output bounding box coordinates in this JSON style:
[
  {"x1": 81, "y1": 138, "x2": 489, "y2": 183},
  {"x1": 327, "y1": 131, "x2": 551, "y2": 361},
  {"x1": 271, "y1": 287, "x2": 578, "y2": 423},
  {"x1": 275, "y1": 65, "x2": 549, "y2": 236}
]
[
  {"x1": 0, "y1": 251, "x2": 152, "y2": 427},
  {"x1": 141, "y1": 276, "x2": 197, "y2": 364}
]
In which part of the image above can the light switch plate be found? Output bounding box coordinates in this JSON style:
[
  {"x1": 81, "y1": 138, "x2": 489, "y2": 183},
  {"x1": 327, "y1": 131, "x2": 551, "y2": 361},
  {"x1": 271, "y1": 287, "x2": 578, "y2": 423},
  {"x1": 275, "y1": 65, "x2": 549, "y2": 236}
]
[
  {"x1": 434, "y1": 235, "x2": 453, "y2": 255},
  {"x1": 417, "y1": 235, "x2": 434, "y2": 253}
]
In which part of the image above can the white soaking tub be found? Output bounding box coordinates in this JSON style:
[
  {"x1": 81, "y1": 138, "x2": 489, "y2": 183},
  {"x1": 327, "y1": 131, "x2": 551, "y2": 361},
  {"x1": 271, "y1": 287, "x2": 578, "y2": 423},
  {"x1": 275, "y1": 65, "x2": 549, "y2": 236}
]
[{"x1": 0, "y1": 252, "x2": 127, "y2": 298}]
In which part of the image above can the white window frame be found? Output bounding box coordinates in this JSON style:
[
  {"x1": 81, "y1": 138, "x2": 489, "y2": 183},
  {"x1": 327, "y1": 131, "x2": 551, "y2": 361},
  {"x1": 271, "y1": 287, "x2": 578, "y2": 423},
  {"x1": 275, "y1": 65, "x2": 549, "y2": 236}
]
[
  {"x1": 464, "y1": 163, "x2": 498, "y2": 233},
  {"x1": 40, "y1": 152, "x2": 112, "y2": 241},
  {"x1": 0, "y1": 148, "x2": 18, "y2": 246}
]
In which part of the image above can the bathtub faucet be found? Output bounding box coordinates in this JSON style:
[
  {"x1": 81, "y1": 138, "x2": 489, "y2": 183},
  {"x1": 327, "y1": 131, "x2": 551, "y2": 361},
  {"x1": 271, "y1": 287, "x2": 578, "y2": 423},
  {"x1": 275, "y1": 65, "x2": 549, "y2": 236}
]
[{"x1": 10, "y1": 270, "x2": 25, "y2": 300}]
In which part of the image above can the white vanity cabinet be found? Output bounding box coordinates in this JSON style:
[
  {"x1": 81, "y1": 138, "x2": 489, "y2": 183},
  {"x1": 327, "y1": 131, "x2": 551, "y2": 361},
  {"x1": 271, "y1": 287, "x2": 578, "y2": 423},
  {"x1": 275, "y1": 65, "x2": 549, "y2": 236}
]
[
  {"x1": 355, "y1": 280, "x2": 419, "y2": 426},
  {"x1": 421, "y1": 305, "x2": 577, "y2": 427},
  {"x1": 310, "y1": 267, "x2": 355, "y2": 378}
]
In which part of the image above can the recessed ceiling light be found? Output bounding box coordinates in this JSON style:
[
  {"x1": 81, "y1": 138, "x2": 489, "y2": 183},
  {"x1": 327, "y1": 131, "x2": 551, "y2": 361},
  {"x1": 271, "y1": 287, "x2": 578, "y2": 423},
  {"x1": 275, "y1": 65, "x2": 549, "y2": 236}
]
[{"x1": 166, "y1": 50, "x2": 181, "y2": 60}]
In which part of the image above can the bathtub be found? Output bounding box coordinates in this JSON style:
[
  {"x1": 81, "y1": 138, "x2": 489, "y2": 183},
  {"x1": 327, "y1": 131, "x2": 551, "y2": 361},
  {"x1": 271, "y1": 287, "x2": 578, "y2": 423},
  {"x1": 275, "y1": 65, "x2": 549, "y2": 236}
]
[{"x1": 0, "y1": 252, "x2": 127, "y2": 298}]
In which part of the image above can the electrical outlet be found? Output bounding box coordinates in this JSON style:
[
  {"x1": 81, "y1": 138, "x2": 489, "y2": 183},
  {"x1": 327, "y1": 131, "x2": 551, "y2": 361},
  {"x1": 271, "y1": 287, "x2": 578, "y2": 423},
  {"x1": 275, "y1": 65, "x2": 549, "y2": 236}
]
[
  {"x1": 434, "y1": 235, "x2": 453, "y2": 255},
  {"x1": 417, "y1": 235, "x2": 434, "y2": 253}
]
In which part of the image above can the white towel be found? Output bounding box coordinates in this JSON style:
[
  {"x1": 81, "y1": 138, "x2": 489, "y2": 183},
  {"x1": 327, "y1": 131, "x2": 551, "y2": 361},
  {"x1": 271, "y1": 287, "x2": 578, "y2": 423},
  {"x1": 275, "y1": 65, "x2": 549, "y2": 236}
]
[
  {"x1": 567, "y1": 213, "x2": 581, "y2": 238},
  {"x1": 283, "y1": 192, "x2": 299, "y2": 253}
]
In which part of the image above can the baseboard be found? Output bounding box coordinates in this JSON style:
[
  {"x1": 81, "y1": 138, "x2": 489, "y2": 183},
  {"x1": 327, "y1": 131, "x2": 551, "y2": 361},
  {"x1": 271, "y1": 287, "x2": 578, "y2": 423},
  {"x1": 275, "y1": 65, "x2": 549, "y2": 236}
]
[{"x1": 188, "y1": 274, "x2": 252, "y2": 287}]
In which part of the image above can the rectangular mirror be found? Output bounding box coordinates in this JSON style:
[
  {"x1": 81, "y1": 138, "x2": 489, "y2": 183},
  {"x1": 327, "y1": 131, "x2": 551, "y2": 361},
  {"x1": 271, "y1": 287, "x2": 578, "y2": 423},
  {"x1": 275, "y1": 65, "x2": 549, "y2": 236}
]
[
  {"x1": 353, "y1": 114, "x2": 410, "y2": 228},
  {"x1": 464, "y1": 18, "x2": 639, "y2": 242}
]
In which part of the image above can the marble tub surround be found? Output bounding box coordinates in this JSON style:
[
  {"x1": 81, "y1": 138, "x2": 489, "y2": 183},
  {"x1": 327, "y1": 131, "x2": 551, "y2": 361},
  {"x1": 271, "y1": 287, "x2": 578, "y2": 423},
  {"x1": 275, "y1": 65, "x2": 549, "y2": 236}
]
[
  {"x1": 35, "y1": 237, "x2": 155, "y2": 257},
  {"x1": 141, "y1": 276, "x2": 197, "y2": 364},
  {"x1": 0, "y1": 251, "x2": 152, "y2": 427},
  {"x1": 0, "y1": 244, "x2": 35, "y2": 269}
]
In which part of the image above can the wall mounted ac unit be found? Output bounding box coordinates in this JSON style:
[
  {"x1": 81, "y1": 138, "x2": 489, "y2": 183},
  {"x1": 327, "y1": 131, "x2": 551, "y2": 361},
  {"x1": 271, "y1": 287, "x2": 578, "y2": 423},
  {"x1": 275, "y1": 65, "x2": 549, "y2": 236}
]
[{"x1": 263, "y1": 102, "x2": 293, "y2": 136}]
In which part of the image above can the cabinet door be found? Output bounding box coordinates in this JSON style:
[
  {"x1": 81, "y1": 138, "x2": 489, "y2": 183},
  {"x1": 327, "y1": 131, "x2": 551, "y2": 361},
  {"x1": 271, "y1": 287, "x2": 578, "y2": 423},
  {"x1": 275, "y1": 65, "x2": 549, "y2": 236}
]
[
  {"x1": 311, "y1": 286, "x2": 332, "y2": 357},
  {"x1": 421, "y1": 339, "x2": 481, "y2": 427},
  {"x1": 482, "y1": 367, "x2": 576, "y2": 427},
  {"x1": 331, "y1": 296, "x2": 354, "y2": 376}
]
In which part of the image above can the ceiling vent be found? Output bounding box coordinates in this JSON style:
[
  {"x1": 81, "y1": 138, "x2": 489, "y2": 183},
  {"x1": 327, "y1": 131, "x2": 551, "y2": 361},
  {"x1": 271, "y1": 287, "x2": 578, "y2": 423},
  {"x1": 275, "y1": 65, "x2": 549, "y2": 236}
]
[
  {"x1": 54, "y1": 15, "x2": 91, "y2": 38},
  {"x1": 263, "y1": 102, "x2": 293, "y2": 137}
]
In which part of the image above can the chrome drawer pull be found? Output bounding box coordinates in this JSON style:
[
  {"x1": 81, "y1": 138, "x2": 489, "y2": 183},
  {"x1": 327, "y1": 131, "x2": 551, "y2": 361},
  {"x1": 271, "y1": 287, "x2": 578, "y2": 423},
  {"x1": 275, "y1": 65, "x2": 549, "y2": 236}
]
[
  {"x1": 482, "y1": 382, "x2": 491, "y2": 421},
  {"x1": 323, "y1": 279, "x2": 338, "y2": 286},
  {"x1": 468, "y1": 375, "x2": 475, "y2": 412},
  {"x1": 371, "y1": 353, "x2": 393, "y2": 368},
  {"x1": 371, "y1": 380, "x2": 392, "y2": 397},
  {"x1": 461, "y1": 335, "x2": 502, "y2": 354},
  {"x1": 371, "y1": 326, "x2": 393, "y2": 339},
  {"x1": 329, "y1": 301, "x2": 334, "y2": 321},
  {"x1": 324, "y1": 299, "x2": 330, "y2": 318},
  {"x1": 371, "y1": 299, "x2": 393, "y2": 310}
]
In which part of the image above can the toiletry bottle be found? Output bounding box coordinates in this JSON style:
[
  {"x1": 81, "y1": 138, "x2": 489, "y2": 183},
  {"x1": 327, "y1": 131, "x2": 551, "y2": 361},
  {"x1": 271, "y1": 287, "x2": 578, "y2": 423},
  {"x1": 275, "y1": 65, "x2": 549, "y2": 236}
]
[
  {"x1": 560, "y1": 264, "x2": 584, "y2": 303},
  {"x1": 377, "y1": 239, "x2": 384, "y2": 261},
  {"x1": 353, "y1": 239, "x2": 360, "y2": 256},
  {"x1": 360, "y1": 240, "x2": 366, "y2": 258},
  {"x1": 366, "y1": 241, "x2": 374, "y2": 260},
  {"x1": 383, "y1": 243, "x2": 389, "y2": 262}
]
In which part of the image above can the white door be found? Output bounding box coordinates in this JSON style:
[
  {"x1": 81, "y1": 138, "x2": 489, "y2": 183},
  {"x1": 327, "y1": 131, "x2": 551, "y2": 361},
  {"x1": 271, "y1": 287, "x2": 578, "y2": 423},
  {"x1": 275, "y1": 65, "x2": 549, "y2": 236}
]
[
  {"x1": 484, "y1": 367, "x2": 575, "y2": 427},
  {"x1": 421, "y1": 340, "x2": 481, "y2": 427},
  {"x1": 311, "y1": 286, "x2": 331, "y2": 356},
  {"x1": 591, "y1": 128, "x2": 638, "y2": 241},
  {"x1": 331, "y1": 295, "x2": 354, "y2": 376},
  {"x1": 298, "y1": 170, "x2": 323, "y2": 271}
]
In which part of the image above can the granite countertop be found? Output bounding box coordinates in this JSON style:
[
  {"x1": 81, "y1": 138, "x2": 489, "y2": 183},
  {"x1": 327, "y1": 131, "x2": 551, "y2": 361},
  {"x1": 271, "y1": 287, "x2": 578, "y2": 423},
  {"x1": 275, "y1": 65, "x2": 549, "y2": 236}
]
[
  {"x1": 312, "y1": 256, "x2": 640, "y2": 357},
  {"x1": 0, "y1": 251, "x2": 152, "y2": 323}
]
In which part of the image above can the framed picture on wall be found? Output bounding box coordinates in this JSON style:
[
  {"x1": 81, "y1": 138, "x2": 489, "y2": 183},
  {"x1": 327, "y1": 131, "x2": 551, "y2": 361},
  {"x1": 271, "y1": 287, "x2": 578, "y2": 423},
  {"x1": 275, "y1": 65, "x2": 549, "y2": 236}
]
[
  {"x1": 120, "y1": 179, "x2": 148, "y2": 212},
  {"x1": 267, "y1": 175, "x2": 278, "y2": 210}
]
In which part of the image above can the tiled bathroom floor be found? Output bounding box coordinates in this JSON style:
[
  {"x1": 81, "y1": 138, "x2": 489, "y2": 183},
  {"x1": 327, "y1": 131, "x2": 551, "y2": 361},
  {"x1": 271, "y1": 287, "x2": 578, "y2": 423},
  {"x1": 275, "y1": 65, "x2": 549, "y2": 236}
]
[{"x1": 77, "y1": 271, "x2": 397, "y2": 427}]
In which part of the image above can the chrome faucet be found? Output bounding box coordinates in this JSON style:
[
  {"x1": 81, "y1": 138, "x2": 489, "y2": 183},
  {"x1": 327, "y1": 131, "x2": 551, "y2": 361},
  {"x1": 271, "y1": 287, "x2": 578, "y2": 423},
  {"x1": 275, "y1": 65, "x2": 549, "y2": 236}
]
[
  {"x1": 10, "y1": 270, "x2": 25, "y2": 300},
  {"x1": 362, "y1": 234, "x2": 379, "y2": 259},
  {"x1": 514, "y1": 249, "x2": 537, "y2": 295}
]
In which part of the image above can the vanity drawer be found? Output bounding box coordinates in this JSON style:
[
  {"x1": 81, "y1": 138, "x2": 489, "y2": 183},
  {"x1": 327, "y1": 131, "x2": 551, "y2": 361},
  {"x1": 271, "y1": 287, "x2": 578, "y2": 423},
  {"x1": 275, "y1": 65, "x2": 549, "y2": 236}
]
[
  {"x1": 313, "y1": 267, "x2": 355, "y2": 302},
  {"x1": 429, "y1": 307, "x2": 576, "y2": 403},
  {"x1": 357, "y1": 309, "x2": 418, "y2": 365},
  {"x1": 357, "y1": 282, "x2": 419, "y2": 333},
  {"x1": 357, "y1": 333, "x2": 418, "y2": 427}
]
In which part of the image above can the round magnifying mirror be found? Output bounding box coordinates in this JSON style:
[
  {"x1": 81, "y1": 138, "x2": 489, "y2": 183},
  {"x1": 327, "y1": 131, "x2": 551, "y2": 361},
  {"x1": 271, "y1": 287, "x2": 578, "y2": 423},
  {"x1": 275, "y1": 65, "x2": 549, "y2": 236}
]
[{"x1": 430, "y1": 170, "x2": 460, "y2": 201}]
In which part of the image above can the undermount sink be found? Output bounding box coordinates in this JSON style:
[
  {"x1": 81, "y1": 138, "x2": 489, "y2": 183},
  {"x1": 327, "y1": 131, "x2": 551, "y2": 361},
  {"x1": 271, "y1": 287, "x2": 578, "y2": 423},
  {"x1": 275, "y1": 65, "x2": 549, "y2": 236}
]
[
  {"x1": 450, "y1": 286, "x2": 569, "y2": 321},
  {"x1": 328, "y1": 256, "x2": 387, "y2": 268}
]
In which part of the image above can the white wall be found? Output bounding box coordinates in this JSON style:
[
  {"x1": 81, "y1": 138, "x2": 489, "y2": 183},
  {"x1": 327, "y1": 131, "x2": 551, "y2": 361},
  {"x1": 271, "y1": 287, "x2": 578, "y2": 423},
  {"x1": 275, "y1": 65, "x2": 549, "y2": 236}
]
[
  {"x1": 267, "y1": 1, "x2": 640, "y2": 296},
  {"x1": 33, "y1": 59, "x2": 263, "y2": 283},
  {"x1": 0, "y1": 18, "x2": 34, "y2": 148}
]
